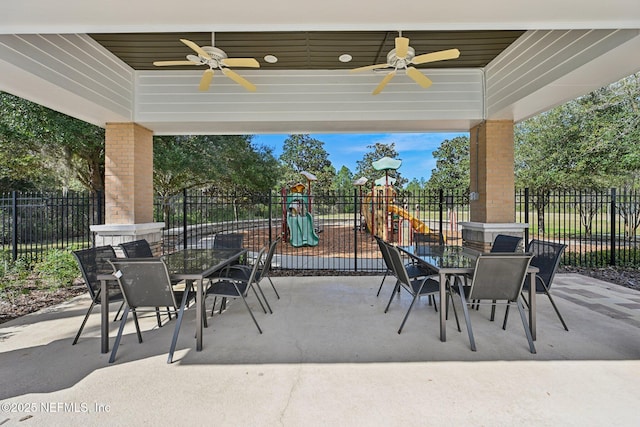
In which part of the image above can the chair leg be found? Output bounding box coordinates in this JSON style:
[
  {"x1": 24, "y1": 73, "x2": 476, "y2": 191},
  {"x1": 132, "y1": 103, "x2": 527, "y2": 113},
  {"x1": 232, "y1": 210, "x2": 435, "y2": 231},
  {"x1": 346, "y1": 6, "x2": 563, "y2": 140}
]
[
  {"x1": 248, "y1": 284, "x2": 268, "y2": 314},
  {"x1": 398, "y1": 294, "x2": 420, "y2": 334},
  {"x1": 155, "y1": 308, "x2": 162, "y2": 327},
  {"x1": 168, "y1": 290, "x2": 190, "y2": 364},
  {"x1": 133, "y1": 311, "x2": 143, "y2": 343},
  {"x1": 267, "y1": 277, "x2": 280, "y2": 299},
  {"x1": 376, "y1": 271, "x2": 388, "y2": 297},
  {"x1": 516, "y1": 299, "x2": 536, "y2": 354},
  {"x1": 73, "y1": 300, "x2": 96, "y2": 345},
  {"x1": 113, "y1": 301, "x2": 125, "y2": 321},
  {"x1": 490, "y1": 300, "x2": 497, "y2": 321},
  {"x1": 383, "y1": 280, "x2": 400, "y2": 313},
  {"x1": 542, "y1": 285, "x2": 569, "y2": 331},
  {"x1": 109, "y1": 306, "x2": 130, "y2": 363},
  {"x1": 457, "y1": 281, "x2": 476, "y2": 351},
  {"x1": 236, "y1": 290, "x2": 262, "y2": 334},
  {"x1": 254, "y1": 281, "x2": 273, "y2": 314}
]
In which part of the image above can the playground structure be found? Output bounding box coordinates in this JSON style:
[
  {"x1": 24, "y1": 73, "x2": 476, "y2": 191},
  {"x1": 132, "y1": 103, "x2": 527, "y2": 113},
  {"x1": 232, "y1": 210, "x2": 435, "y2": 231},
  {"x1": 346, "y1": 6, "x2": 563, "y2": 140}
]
[
  {"x1": 359, "y1": 157, "x2": 441, "y2": 245},
  {"x1": 282, "y1": 171, "x2": 320, "y2": 247}
]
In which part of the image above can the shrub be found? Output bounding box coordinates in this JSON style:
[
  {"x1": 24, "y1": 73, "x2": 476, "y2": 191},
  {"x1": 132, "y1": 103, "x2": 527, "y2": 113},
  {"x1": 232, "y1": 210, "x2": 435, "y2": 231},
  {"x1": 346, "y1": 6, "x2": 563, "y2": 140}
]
[{"x1": 34, "y1": 249, "x2": 79, "y2": 289}]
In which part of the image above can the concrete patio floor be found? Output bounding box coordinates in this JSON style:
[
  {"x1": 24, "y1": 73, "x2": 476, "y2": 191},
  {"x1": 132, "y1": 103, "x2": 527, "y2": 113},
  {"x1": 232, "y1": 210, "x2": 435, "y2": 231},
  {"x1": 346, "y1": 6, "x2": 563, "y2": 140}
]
[{"x1": 1, "y1": 273, "x2": 639, "y2": 426}]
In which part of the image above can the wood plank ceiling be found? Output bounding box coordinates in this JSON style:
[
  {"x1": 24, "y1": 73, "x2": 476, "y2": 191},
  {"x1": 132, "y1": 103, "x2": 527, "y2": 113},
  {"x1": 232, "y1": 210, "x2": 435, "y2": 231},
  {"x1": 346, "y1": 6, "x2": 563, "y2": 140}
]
[{"x1": 90, "y1": 30, "x2": 525, "y2": 70}]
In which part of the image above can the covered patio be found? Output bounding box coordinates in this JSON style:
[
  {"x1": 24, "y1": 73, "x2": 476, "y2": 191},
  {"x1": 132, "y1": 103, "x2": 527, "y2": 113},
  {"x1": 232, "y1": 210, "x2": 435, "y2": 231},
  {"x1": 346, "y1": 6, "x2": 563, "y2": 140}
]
[
  {"x1": 1, "y1": 273, "x2": 639, "y2": 424},
  {"x1": 2, "y1": 2, "x2": 640, "y2": 425}
]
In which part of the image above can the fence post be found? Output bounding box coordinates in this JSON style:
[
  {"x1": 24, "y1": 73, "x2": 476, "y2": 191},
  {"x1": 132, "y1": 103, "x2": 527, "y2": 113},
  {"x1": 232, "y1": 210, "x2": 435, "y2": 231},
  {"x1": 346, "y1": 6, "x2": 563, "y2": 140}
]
[
  {"x1": 610, "y1": 188, "x2": 616, "y2": 266},
  {"x1": 524, "y1": 188, "x2": 530, "y2": 245},
  {"x1": 182, "y1": 188, "x2": 188, "y2": 250},
  {"x1": 354, "y1": 189, "x2": 358, "y2": 272},
  {"x1": 438, "y1": 189, "x2": 444, "y2": 245},
  {"x1": 11, "y1": 190, "x2": 18, "y2": 261},
  {"x1": 268, "y1": 191, "x2": 273, "y2": 243}
]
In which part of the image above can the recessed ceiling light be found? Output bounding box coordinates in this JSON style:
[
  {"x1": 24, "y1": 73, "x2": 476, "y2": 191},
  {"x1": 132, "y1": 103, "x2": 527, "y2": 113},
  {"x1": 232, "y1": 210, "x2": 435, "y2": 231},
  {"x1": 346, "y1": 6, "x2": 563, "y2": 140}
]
[
  {"x1": 339, "y1": 53, "x2": 353, "y2": 63},
  {"x1": 264, "y1": 55, "x2": 278, "y2": 64}
]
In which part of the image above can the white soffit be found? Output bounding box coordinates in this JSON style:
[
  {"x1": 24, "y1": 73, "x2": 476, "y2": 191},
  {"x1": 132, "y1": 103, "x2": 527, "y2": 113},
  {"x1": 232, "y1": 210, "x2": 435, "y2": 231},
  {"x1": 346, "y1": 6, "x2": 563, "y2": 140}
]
[{"x1": 2, "y1": 1, "x2": 640, "y2": 32}]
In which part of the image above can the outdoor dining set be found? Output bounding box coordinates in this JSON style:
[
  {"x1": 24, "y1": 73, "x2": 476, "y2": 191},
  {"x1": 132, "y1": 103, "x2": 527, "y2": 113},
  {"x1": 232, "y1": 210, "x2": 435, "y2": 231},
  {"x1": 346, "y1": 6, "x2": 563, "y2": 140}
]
[
  {"x1": 71, "y1": 235, "x2": 281, "y2": 364},
  {"x1": 70, "y1": 231, "x2": 567, "y2": 364}
]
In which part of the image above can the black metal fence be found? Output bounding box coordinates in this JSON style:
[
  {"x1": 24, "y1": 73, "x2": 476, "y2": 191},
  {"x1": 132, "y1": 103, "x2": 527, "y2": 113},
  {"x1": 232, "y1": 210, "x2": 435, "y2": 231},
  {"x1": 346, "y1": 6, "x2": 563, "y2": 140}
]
[
  {"x1": 516, "y1": 188, "x2": 640, "y2": 267},
  {"x1": 4, "y1": 188, "x2": 640, "y2": 269},
  {"x1": 0, "y1": 191, "x2": 103, "y2": 264},
  {"x1": 155, "y1": 188, "x2": 469, "y2": 271}
]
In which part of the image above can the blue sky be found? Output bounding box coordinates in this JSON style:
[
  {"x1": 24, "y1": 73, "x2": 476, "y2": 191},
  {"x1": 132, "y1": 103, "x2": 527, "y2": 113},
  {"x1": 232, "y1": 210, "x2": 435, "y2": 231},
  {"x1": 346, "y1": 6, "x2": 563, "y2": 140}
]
[{"x1": 252, "y1": 132, "x2": 468, "y2": 183}]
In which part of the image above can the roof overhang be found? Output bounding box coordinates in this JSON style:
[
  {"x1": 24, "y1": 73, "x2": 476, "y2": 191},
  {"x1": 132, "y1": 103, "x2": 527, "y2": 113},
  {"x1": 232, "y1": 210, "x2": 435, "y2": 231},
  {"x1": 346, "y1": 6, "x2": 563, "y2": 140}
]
[{"x1": 1, "y1": 1, "x2": 639, "y2": 134}]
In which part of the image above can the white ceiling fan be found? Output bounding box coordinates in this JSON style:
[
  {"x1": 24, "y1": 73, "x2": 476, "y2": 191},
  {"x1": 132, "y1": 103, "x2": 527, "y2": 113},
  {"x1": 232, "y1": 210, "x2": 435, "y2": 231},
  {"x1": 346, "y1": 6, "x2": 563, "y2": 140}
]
[
  {"x1": 351, "y1": 32, "x2": 460, "y2": 95},
  {"x1": 153, "y1": 38, "x2": 260, "y2": 92}
]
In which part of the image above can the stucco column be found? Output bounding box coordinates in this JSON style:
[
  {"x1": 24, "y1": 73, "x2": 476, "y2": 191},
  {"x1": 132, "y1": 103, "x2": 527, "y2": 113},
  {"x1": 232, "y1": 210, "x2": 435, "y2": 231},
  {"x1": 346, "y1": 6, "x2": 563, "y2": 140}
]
[
  {"x1": 92, "y1": 123, "x2": 164, "y2": 251},
  {"x1": 463, "y1": 120, "x2": 526, "y2": 251}
]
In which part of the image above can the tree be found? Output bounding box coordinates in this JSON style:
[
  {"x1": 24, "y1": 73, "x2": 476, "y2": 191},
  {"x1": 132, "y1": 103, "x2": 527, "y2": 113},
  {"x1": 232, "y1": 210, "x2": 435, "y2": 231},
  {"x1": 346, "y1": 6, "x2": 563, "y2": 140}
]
[
  {"x1": 426, "y1": 135, "x2": 470, "y2": 192},
  {"x1": 355, "y1": 142, "x2": 407, "y2": 189},
  {"x1": 154, "y1": 134, "x2": 280, "y2": 222},
  {"x1": 0, "y1": 92, "x2": 105, "y2": 193},
  {"x1": 332, "y1": 166, "x2": 354, "y2": 193},
  {"x1": 279, "y1": 134, "x2": 335, "y2": 193}
]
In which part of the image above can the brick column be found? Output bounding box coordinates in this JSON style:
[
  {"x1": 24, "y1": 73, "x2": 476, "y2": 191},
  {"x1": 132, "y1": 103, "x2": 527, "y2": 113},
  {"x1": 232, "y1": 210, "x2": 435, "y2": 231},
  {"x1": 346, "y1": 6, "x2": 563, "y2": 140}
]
[
  {"x1": 463, "y1": 120, "x2": 524, "y2": 251},
  {"x1": 469, "y1": 120, "x2": 515, "y2": 223},
  {"x1": 104, "y1": 123, "x2": 154, "y2": 224},
  {"x1": 93, "y1": 123, "x2": 164, "y2": 249}
]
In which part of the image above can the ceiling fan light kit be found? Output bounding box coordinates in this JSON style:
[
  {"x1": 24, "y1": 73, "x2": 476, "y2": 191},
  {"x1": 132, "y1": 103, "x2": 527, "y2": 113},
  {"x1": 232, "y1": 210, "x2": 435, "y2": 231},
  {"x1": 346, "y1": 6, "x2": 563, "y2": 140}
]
[
  {"x1": 350, "y1": 34, "x2": 460, "y2": 95},
  {"x1": 152, "y1": 33, "x2": 460, "y2": 94}
]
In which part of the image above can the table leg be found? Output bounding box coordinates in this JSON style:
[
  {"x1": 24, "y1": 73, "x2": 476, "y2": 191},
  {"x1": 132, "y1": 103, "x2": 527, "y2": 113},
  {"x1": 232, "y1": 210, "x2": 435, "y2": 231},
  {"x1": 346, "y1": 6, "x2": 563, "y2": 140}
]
[
  {"x1": 439, "y1": 271, "x2": 447, "y2": 342},
  {"x1": 101, "y1": 279, "x2": 109, "y2": 354},
  {"x1": 529, "y1": 271, "x2": 536, "y2": 340},
  {"x1": 196, "y1": 278, "x2": 203, "y2": 351}
]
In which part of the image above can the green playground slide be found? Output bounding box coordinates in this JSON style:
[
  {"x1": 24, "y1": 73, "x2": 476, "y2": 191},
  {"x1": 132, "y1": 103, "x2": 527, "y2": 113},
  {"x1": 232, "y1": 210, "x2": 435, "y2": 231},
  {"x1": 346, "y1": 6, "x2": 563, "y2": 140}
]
[{"x1": 287, "y1": 212, "x2": 320, "y2": 247}]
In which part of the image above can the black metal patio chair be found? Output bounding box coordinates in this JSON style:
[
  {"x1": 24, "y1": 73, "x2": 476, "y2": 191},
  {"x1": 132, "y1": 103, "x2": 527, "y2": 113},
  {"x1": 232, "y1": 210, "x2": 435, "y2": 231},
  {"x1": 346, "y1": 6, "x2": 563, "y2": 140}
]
[
  {"x1": 374, "y1": 235, "x2": 434, "y2": 298},
  {"x1": 204, "y1": 247, "x2": 267, "y2": 334},
  {"x1": 503, "y1": 239, "x2": 569, "y2": 331},
  {"x1": 383, "y1": 243, "x2": 443, "y2": 334},
  {"x1": 107, "y1": 257, "x2": 192, "y2": 364},
  {"x1": 490, "y1": 234, "x2": 523, "y2": 253},
  {"x1": 223, "y1": 237, "x2": 282, "y2": 313},
  {"x1": 453, "y1": 252, "x2": 536, "y2": 353},
  {"x1": 72, "y1": 245, "x2": 132, "y2": 345}
]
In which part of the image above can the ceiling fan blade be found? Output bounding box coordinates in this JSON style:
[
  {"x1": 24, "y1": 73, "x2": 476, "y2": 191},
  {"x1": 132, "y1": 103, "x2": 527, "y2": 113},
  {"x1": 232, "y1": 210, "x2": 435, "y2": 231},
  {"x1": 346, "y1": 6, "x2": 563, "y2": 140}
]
[
  {"x1": 395, "y1": 37, "x2": 410, "y2": 58},
  {"x1": 411, "y1": 48, "x2": 461, "y2": 65},
  {"x1": 372, "y1": 71, "x2": 396, "y2": 95},
  {"x1": 221, "y1": 58, "x2": 260, "y2": 68},
  {"x1": 350, "y1": 63, "x2": 391, "y2": 73},
  {"x1": 221, "y1": 68, "x2": 257, "y2": 92},
  {"x1": 406, "y1": 67, "x2": 433, "y2": 89},
  {"x1": 180, "y1": 39, "x2": 212, "y2": 60},
  {"x1": 153, "y1": 60, "x2": 198, "y2": 66},
  {"x1": 199, "y1": 69, "x2": 214, "y2": 91}
]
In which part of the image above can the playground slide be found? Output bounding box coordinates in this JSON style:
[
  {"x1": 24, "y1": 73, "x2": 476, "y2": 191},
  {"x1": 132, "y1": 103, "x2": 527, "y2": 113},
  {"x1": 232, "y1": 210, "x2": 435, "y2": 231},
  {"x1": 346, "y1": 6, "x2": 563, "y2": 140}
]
[
  {"x1": 388, "y1": 205, "x2": 431, "y2": 234},
  {"x1": 287, "y1": 212, "x2": 320, "y2": 247}
]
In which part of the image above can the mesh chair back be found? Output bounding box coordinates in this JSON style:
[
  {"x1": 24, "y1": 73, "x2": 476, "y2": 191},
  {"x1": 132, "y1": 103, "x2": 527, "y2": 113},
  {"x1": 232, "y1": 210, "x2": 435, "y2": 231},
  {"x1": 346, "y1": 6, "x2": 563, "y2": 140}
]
[
  {"x1": 213, "y1": 233, "x2": 245, "y2": 249},
  {"x1": 468, "y1": 253, "x2": 533, "y2": 302},
  {"x1": 119, "y1": 239, "x2": 154, "y2": 258},
  {"x1": 260, "y1": 237, "x2": 281, "y2": 276},
  {"x1": 374, "y1": 236, "x2": 393, "y2": 271},
  {"x1": 490, "y1": 234, "x2": 522, "y2": 253},
  {"x1": 525, "y1": 240, "x2": 567, "y2": 292},
  {"x1": 72, "y1": 246, "x2": 117, "y2": 299},
  {"x1": 108, "y1": 258, "x2": 177, "y2": 309},
  {"x1": 386, "y1": 244, "x2": 411, "y2": 286},
  {"x1": 414, "y1": 232, "x2": 441, "y2": 255}
]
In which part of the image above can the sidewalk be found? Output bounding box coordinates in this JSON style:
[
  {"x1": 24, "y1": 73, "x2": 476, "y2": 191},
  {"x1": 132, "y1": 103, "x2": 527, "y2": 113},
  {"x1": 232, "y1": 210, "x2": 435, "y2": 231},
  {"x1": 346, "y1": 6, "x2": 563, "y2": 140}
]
[{"x1": 1, "y1": 273, "x2": 639, "y2": 426}]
